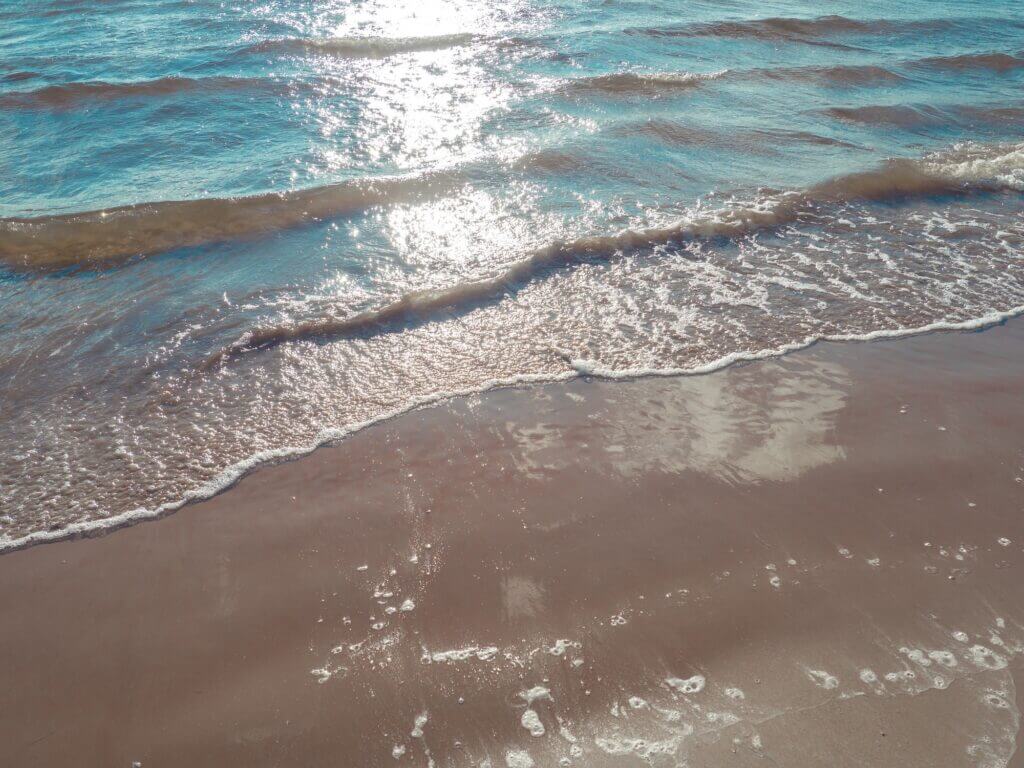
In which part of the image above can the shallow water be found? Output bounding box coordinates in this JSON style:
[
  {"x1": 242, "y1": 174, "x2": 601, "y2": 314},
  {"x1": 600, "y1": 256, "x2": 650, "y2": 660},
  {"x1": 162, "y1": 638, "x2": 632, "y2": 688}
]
[{"x1": 1, "y1": 0, "x2": 1023, "y2": 545}]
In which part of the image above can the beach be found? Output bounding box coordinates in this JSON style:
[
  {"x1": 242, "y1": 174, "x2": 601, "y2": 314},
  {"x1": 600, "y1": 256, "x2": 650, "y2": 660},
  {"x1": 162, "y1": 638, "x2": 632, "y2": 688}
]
[
  {"x1": 4, "y1": 320, "x2": 1024, "y2": 767},
  {"x1": 3, "y1": 1, "x2": 1024, "y2": 764}
]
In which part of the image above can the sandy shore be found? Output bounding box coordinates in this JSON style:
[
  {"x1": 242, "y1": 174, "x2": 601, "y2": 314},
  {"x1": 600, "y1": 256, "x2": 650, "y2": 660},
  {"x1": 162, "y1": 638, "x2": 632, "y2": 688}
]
[{"x1": 4, "y1": 321, "x2": 1024, "y2": 767}]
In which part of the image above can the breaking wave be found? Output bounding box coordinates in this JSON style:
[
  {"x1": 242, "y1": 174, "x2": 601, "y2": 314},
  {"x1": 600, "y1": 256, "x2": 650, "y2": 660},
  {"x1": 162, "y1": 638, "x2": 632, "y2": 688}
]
[{"x1": 207, "y1": 142, "x2": 1024, "y2": 364}]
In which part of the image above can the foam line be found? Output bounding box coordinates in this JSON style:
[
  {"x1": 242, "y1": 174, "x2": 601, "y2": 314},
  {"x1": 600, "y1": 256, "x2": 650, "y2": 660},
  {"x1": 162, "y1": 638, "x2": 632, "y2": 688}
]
[{"x1": 3, "y1": 305, "x2": 1022, "y2": 554}]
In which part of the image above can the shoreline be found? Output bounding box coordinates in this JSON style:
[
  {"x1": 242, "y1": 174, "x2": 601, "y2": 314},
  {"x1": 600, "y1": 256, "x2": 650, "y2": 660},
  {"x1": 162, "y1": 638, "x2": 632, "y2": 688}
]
[
  {"x1": 5, "y1": 304, "x2": 1024, "y2": 556},
  {"x1": 4, "y1": 318, "x2": 1024, "y2": 766}
]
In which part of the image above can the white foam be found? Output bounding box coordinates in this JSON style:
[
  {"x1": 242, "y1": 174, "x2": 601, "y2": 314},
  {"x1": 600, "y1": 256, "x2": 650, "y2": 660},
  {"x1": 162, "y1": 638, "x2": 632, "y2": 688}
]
[
  {"x1": 725, "y1": 687, "x2": 745, "y2": 700},
  {"x1": 392, "y1": 744, "x2": 406, "y2": 759},
  {"x1": 521, "y1": 709, "x2": 545, "y2": 736},
  {"x1": 505, "y1": 749, "x2": 534, "y2": 768},
  {"x1": 547, "y1": 639, "x2": 581, "y2": 656},
  {"x1": 0, "y1": 369, "x2": 579, "y2": 554},
  {"x1": 520, "y1": 686, "x2": 552, "y2": 705},
  {"x1": 400, "y1": 598, "x2": 415, "y2": 612},
  {"x1": 423, "y1": 646, "x2": 499, "y2": 664},
  {"x1": 564, "y1": 306, "x2": 1024, "y2": 383},
  {"x1": 966, "y1": 644, "x2": 1008, "y2": 670},
  {"x1": 666, "y1": 674, "x2": 706, "y2": 694},
  {"x1": 595, "y1": 734, "x2": 684, "y2": 760},
  {"x1": 806, "y1": 669, "x2": 839, "y2": 689},
  {"x1": 900, "y1": 647, "x2": 932, "y2": 667},
  {"x1": 411, "y1": 711, "x2": 429, "y2": 738}
]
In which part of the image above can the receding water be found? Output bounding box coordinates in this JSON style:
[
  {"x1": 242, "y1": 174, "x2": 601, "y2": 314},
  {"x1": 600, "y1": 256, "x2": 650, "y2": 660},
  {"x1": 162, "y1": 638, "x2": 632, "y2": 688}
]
[{"x1": 1, "y1": 0, "x2": 1023, "y2": 547}]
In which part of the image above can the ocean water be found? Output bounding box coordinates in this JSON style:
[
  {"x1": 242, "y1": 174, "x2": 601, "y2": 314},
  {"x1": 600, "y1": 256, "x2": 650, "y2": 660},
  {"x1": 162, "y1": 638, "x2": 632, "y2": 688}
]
[{"x1": 1, "y1": 0, "x2": 1023, "y2": 548}]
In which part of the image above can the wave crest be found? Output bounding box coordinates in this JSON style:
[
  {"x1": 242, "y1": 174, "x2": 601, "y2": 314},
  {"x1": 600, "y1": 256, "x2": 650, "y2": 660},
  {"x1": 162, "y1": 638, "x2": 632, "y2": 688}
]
[
  {"x1": 916, "y1": 52, "x2": 1024, "y2": 72},
  {"x1": 0, "y1": 172, "x2": 461, "y2": 270},
  {"x1": 564, "y1": 70, "x2": 727, "y2": 96},
  {"x1": 246, "y1": 33, "x2": 476, "y2": 58},
  {"x1": 0, "y1": 76, "x2": 279, "y2": 109}
]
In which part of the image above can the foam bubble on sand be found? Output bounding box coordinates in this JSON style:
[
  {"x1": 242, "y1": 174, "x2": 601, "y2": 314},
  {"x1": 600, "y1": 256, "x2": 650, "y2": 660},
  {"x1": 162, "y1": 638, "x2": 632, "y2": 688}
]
[
  {"x1": 520, "y1": 686, "x2": 552, "y2": 705},
  {"x1": 666, "y1": 675, "x2": 706, "y2": 694},
  {"x1": 837, "y1": 547, "x2": 852, "y2": 558},
  {"x1": 629, "y1": 697, "x2": 648, "y2": 709},
  {"x1": 392, "y1": 744, "x2": 406, "y2": 759},
  {"x1": 806, "y1": 669, "x2": 839, "y2": 689},
  {"x1": 966, "y1": 644, "x2": 1008, "y2": 670},
  {"x1": 859, "y1": 669, "x2": 878, "y2": 684},
  {"x1": 769, "y1": 575, "x2": 782, "y2": 589},
  {"x1": 884, "y1": 670, "x2": 916, "y2": 683},
  {"x1": 705, "y1": 711, "x2": 740, "y2": 726},
  {"x1": 411, "y1": 712, "x2": 429, "y2": 738},
  {"x1": 547, "y1": 639, "x2": 581, "y2": 656},
  {"x1": 400, "y1": 598, "x2": 415, "y2": 612},
  {"x1": 928, "y1": 650, "x2": 957, "y2": 668},
  {"x1": 900, "y1": 647, "x2": 933, "y2": 667},
  {"x1": 953, "y1": 630, "x2": 970, "y2": 643},
  {"x1": 423, "y1": 646, "x2": 499, "y2": 664},
  {"x1": 521, "y1": 709, "x2": 545, "y2": 736},
  {"x1": 998, "y1": 537, "x2": 1012, "y2": 547},
  {"x1": 725, "y1": 687, "x2": 746, "y2": 700},
  {"x1": 505, "y1": 749, "x2": 534, "y2": 768},
  {"x1": 311, "y1": 665, "x2": 334, "y2": 684},
  {"x1": 983, "y1": 692, "x2": 1012, "y2": 711},
  {"x1": 595, "y1": 735, "x2": 683, "y2": 760}
]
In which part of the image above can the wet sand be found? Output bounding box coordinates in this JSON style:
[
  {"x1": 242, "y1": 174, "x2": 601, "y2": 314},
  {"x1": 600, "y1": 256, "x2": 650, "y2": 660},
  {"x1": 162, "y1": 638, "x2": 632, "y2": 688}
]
[{"x1": 3, "y1": 321, "x2": 1024, "y2": 767}]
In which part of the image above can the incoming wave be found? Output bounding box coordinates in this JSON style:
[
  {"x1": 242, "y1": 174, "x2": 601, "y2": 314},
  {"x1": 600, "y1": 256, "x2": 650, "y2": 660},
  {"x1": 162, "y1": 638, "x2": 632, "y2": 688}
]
[
  {"x1": 755, "y1": 63, "x2": 906, "y2": 86},
  {"x1": 564, "y1": 70, "x2": 727, "y2": 96},
  {"x1": 245, "y1": 33, "x2": 477, "y2": 59},
  {"x1": 0, "y1": 172, "x2": 461, "y2": 270},
  {"x1": 207, "y1": 142, "x2": 1024, "y2": 365},
  {"x1": 914, "y1": 52, "x2": 1024, "y2": 72},
  {"x1": 825, "y1": 102, "x2": 1024, "y2": 130},
  {"x1": 630, "y1": 15, "x2": 956, "y2": 49},
  {"x1": 0, "y1": 76, "x2": 285, "y2": 109}
]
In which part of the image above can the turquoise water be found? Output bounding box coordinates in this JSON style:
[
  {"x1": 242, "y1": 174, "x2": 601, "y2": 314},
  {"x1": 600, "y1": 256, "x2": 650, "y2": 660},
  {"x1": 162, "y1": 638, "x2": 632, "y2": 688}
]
[{"x1": 2, "y1": 0, "x2": 1023, "y2": 546}]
